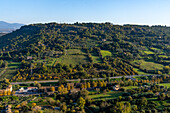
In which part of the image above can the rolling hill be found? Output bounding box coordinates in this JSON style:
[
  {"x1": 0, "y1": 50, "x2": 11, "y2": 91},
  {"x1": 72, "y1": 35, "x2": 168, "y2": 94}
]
[{"x1": 0, "y1": 22, "x2": 169, "y2": 81}]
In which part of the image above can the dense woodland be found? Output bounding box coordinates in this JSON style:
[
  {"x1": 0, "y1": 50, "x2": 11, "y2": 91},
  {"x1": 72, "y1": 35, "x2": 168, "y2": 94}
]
[{"x1": 0, "y1": 23, "x2": 170, "y2": 81}]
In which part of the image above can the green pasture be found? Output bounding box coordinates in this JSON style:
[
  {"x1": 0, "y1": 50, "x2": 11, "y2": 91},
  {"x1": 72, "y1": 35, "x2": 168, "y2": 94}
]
[
  {"x1": 133, "y1": 68, "x2": 150, "y2": 75},
  {"x1": 158, "y1": 55, "x2": 169, "y2": 58},
  {"x1": 131, "y1": 60, "x2": 164, "y2": 71},
  {"x1": 90, "y1": 91, "x2": 123, "y2": 100},
  {"x1": 144, "y1": 50, "x2": 155, "y2": 54},
  {"x1": 66, "y1": 49, "x2": 85, "y2": 55},
  {"x1": 56, "y1": 54, "x2": 89, "y2": 66},
  {"x1": 122, "y1": 86, "x2": 138, "y2": 90},
  {"x1": 158, "y1": 83, "x2": 170, "y2": 88},
  {"x1": 101, "y1": 50, "x2": 112, "y2": 57},
  {"x1": 91, "y1": 56, "x2": 102, "y2": 63}
]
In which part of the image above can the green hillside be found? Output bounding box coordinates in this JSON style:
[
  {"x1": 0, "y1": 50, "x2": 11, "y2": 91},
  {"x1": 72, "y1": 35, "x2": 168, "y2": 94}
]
[{"x1": 0, "y1": 23, "x2": 170, "y2": 81}]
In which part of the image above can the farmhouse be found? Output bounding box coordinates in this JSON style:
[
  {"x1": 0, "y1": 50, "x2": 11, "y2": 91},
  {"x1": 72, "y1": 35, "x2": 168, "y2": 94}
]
[{"x1": 18, "y1": 87, "x2": 38, "y2": 94}]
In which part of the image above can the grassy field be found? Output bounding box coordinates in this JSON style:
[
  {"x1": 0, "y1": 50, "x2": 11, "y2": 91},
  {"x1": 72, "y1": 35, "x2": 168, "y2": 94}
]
[
  {"x1": 158, "y1": 83, "x2": 170, "y2": 88},
  {"x1": 158, "y1": 55, "x2": 169, "y2": 58},
  {"x1": 150, "y1": 48, "x2": 161, "y2": 51},
  {"x1": 8, "y1": 61, "x2": 21, "y2": 68},
  {"x1": 101, "y1": 50, "x2": 112, "y2": 57},
  {"x1": 133, "y1": 68, "x2": 151, "y2": 75},
  {"x1": 66, "y1": 49, "x2": 85, "y2": 55},
  {"x1": 34, "y1": 58, "x2": 57, "y2": 66},
  {"x1": 164, "y1": 60, "x2": 170, "y2": 64},
  {"x1": 56, "y1": 54, "x2": 89, "y2": 66},
  {"x1": 0, "y1": 61, "x2": 20, "y2": 79},
  {"x1": 0, "y1": 68, "x2": 18, "y2": 79},
  {"x1": 91, "y1": 56, "x2": 102, "y2": 63},
  {"x1": 122, "y1": 86, "x2": 138, "y2": 90},
  {"x1": 144, "y1": 50, "x2": 155, "y2": 54},
  {"x1": 90, "y1": 91, "x2": 123, "y2": 100},
  {"x1": 91, "y1": 52, "x2": 102, "y2": 63},
  {"x1": 52, "y1": 49, "x2": 89, "y2": 65},
  {"x1": 131, "y1": 60, "x2": 164, "y2": 71}
]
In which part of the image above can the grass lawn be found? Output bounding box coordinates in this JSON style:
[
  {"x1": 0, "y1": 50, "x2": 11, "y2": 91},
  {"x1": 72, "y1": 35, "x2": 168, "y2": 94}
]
[
  {"x1": 56, "y1": 54, "x2": 89, "y2": 66},
  {"x1": 158, "y1": 83, "x2": 170, "y2": 88},
  {"x1": 101, "y1": 50, "x2": 112, "y2": 57},
  {"x1": 122, "y1": 86, "x2": 138, "y2": 90},
  {"x1": 90, "y1": 91, "x2": 123, "y2": 100}
]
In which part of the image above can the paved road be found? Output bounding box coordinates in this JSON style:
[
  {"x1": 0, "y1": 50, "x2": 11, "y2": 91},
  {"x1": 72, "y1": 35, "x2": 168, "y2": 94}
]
[{"x1": 11, "y1": 74, "x2": 161, "y2": 85}]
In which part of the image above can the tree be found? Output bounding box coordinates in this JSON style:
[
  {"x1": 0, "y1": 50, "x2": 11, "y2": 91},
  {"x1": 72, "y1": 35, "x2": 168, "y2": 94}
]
[
  {"x1": 63, "y1": 88, "x2": 68, "y2": 94},
  {"x1": 138, "y1": 97, "x2": 148, "y2": 107},
  {"x1": 103, "y1": 81, "x2": 107, "y2": 87},
  {"x1": 127, "y1": 96, "x2": 133, "y2": 101},
  {"x1": 37, "y1": 83, "x2": 41, "y2": 89},
  {"x1": 158, "y1": 93, "x2": 166, "y2": 100},
  {"x1": 163, "y1": 66, "x2": 170, "y2": 74},
  {"x1": 32, "y1": 103, "x2": 36, "y2": 107},
  {"x1": 103, "y1": 89, "x2": 107, "y2": 95},
  {"x1": 92, "y1": 81, "x2": 97, "y2": 87},
  {"x1": 98, "y1": 81, "x2": 103, "y2": 87},
  {"x1": 122, "y1": 76, "x2": 126, "y2": 81},
  {"x1": 79, "y1": 89, "x2": 89, "y2": 99},
  {"x1": 50, "y1": 87, "x2": 55, "y2": 92},
  {"x1": 81, "y1": 84, "x2": 85, "y2": 89},
  {"x1": 118, "y1": 96, "x2": 122, "y2": 101},
  {"x1": 115, "y1": 102, "x2": 124, "y2": 112},
  {"x1": 132, "y1": 105, "x2": 138, "y2": 111},
  {"x1": 14, "y1": 110, "x2": 19, "y2": 113},
  {"x1": 60, "y1": 103, "x2": 67, "y2": 113},
  {"x1": 7, "y1": 90, "x2": 11, "y2": 95},
  {"x1": 87, "y1": 82, "x2": 91, "y2": 88},
  {"x1": 58, "y1": 86, "x2": 62, "y2": 93},
  {"x1": 67, "y1": 84, "x2": 71, "y2": 91},
  {"x1": 77, "y1": 97, "x2": 86, "y2": 109},
  {"x1": 124, "y1": 102, "x2": 131, "y2": 113}
]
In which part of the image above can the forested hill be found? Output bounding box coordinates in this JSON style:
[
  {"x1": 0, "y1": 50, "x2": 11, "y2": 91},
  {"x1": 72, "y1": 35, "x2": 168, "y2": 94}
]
[
  {"x1": 0, "y1": 22, "x2": 170, "y2": 81},
  {"x1": 1, "y1": 23, "x2": 170, "y2": 53}
]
